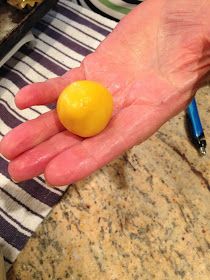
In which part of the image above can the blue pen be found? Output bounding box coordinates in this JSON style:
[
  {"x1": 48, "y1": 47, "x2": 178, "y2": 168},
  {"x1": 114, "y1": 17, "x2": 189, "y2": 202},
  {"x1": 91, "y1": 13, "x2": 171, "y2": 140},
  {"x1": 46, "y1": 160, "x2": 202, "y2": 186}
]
[{"x1": 187, "y1": 98, "x2": 207, "y2": 155}]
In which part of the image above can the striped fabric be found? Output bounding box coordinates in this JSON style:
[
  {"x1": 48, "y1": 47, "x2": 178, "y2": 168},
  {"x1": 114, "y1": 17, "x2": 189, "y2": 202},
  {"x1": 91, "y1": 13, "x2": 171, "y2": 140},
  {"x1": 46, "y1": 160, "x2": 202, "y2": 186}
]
[
  {"x1": 0, "y1": 0, "x2": 116, "y2": 270},
  {"x1": 73, "y1": 0, "x2": 142, "y2": 21}
]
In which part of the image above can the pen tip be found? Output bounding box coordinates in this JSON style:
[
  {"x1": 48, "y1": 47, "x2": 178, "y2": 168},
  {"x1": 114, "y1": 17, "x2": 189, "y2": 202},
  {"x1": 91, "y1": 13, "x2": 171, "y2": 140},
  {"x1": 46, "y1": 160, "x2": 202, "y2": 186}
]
[{"x1": 199, "y1": 146, "x2": 206, "y2": 156}]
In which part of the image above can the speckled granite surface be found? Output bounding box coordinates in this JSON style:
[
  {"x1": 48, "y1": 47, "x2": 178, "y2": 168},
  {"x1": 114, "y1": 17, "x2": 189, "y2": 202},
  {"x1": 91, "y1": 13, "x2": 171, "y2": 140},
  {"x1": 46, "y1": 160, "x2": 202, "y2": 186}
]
[{"x1": 7, "y1": 86, "x2": 210, "y2": 280}]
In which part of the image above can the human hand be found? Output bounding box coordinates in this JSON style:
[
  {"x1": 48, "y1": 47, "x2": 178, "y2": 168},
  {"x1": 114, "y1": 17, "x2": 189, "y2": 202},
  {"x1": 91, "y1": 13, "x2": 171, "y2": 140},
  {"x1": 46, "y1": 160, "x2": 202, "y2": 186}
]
[{"x1": 1, "y1": 0, "x2": 210, "y2": 186}]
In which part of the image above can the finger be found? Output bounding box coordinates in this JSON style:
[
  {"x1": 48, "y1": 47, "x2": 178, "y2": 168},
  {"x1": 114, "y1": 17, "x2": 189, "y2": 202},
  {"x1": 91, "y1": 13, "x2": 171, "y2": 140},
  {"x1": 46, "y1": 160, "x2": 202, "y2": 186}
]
[
  {"x1": 0, "y1": 110, "x2": 64, "y2": 160},
  {"x1": 15, "y1": 66, "x2": 85, "y2": 109},
  {"x1": 45, "y1": 104, "x2": 167, "y2": 186},
  {"x1": 8, "y1": 131, "x2": 81, "y2": 182}
]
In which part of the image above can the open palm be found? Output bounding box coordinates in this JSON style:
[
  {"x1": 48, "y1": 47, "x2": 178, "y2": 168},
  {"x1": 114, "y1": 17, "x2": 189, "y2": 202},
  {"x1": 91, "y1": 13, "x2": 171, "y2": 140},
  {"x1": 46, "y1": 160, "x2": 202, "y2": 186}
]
[{"x1": 1, "y1": 0, "x2": 210, "y2": 186}]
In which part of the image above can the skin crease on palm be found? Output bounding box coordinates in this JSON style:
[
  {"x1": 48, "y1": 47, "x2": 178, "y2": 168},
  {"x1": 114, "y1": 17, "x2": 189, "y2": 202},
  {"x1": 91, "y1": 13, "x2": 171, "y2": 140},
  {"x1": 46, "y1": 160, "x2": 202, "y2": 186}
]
[{"x1": 0, "y1": 0, "x2": 210, "y2": 186}]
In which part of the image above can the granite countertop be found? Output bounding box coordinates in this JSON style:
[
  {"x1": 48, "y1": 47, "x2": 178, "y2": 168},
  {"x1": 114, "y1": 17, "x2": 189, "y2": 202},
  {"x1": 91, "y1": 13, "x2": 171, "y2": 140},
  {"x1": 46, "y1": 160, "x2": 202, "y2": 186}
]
[{"x1": 7, "y1": 85, "x2": 210, "y2": 280}]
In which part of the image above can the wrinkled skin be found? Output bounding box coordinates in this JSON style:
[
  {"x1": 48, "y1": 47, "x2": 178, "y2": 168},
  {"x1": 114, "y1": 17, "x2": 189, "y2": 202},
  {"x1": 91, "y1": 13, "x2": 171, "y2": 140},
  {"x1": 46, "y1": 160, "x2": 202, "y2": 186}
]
[{"x1": 1, "y1": 0, "x2": 210, "y2": 186}]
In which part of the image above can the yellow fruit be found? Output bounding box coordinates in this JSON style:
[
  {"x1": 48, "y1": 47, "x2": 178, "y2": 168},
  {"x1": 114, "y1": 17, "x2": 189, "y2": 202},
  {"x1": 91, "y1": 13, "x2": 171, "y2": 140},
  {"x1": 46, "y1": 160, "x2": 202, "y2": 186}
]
[{"x1": 57, "y1": 80, "x2": 113, "y2": 137}]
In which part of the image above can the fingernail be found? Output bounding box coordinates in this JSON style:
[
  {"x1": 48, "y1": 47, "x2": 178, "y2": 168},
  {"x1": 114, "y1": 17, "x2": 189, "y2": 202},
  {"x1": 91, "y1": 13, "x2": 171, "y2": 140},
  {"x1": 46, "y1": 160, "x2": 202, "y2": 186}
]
[
  {"x1": 11, "y1": 178, "x2": 20, "y2": 184},
  {"x1": 45, "y1": 180, "x2": 54, "y2": 188}
]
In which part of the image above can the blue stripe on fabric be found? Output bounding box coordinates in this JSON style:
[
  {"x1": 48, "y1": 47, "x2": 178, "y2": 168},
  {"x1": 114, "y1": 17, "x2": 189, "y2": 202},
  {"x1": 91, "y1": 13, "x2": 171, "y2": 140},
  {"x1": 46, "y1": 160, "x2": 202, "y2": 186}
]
[{"x1": 0, "y1": 214, "x2": 28, "y2": 251}]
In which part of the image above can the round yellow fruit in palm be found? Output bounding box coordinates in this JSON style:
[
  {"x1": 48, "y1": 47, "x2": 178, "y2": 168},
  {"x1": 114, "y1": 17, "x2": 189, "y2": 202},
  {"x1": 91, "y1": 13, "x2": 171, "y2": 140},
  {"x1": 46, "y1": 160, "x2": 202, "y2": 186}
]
[{"x1": 57, "y1": 80, "x2": 113, "y2": 137}]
